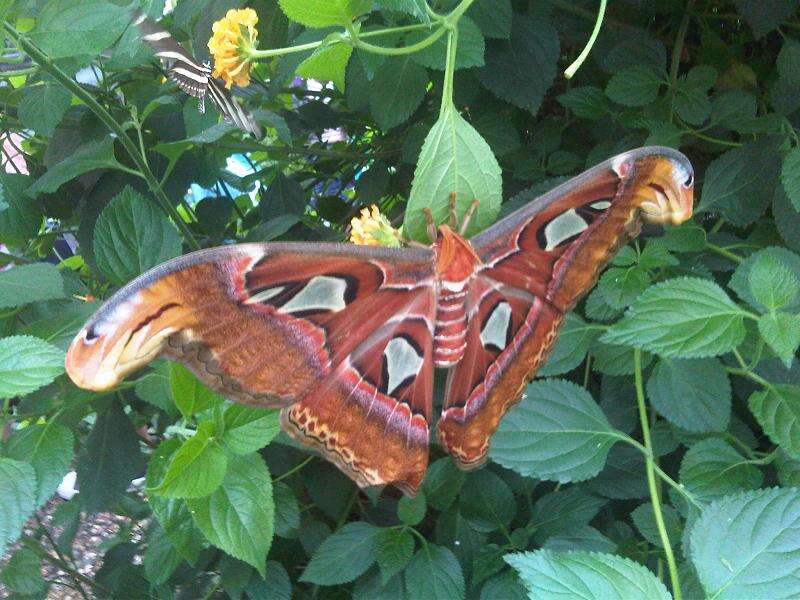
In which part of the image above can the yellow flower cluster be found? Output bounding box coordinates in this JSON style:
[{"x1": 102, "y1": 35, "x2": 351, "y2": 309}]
[
  {"x1": 350, "y1": 205, "x2": 402, "y2": 247},
  {"x1": 207, "y1": 8, "x2": 258, "y2": 89}
]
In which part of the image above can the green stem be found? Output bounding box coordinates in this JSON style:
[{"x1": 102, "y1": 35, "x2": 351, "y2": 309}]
[
  {"x1": 273, "y1": 455, "x2": 314, "y2": 483},
  {"x1": 3, "y1": 22, "x2": 200, "y2": 251},
  {"x1": 21, "y1": 536, "x2": 111, "y2": 597},
  {"x1": 634, "y1": 349, "x2": 682, "y2": 600},
  {"x1": 669, "y1": 0, "x2": 695, "y2": 122},
  {"x1": 705, "y1": 243, "x2": 743, "y2": 263},
  {"x1": 687, "y1": 128, "x2": 742, "y2": 147},
  {"x1": 439, "y1": 26, "x2": 458, "y2": 114},
  {"x1": 623, "y1": 435, "x2": 701, "y2": 509},
  {"x1": 351, "y1": 25, "x2": 446, "y2": 56},
  {"x1": 564, "y1": 0, "x2": 607, "y2": 79}
]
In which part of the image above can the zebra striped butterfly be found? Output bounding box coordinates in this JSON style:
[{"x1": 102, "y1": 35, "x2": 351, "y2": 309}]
[
  {"x1": 132, "y1": 11, "x2": 261, "y2": 137},
  {"x1": 65, "y1": 147, "x2": 694, "y2": 496}
]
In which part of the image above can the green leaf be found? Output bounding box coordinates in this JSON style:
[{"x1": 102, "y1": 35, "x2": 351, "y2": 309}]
[
  {"x1": 77, "y1": 401, "x2": 146, "y2": 512},
  {"x1": 476, "y1": 16, "x2": 559, "y2": 115},
  {"x1": 631, "y1": 502, "x2": 682, "y2": 548},
  {"x1": 29, "y1": 137, "x2": 127, "y2": 195},
  {"x1": 506, "y1": 550, "x2": 671, "y2": 600},
  {"x1": 278, "y1": 0, "x2": 370, "y2": 27},
  {"x1": 404, "y1": 105, "x2": 502, "y2": 241},
  {"x1": 538, "y1": 313, "x2": 598, "y2": 377},
  {"x1": 368, "y1": 56, "x2": 428, "y2": 130},
  {"x1": 152, "y1": 421, "x2": 228, "y2": 498},
  {"x1": 135, "y1": 360, "x2": 174, "y2": 413},
  {"x1": 698, "y1": 137, "x2": 782, "y2": 226},
  {"x1": 480, "y1": 570, "x2": 527, "y2": 600},
  {"x1": 673, "y1": 65, "x2": 716, "y2": 125},
  {"x1": 18, "y1": 84, "x2": 72, "y2": 137},
  {"x1": 0, "y1": 173, "x2": 42, "y2": 244},
  {"x1": 20, "y1": 300, "x2": 98, "y2": 352},
  {"x1": 605, "y1": 65, "x2": 663, "y2": 106},
  {"x1": 29, "y1": 0, "x2": 129, "y2": 58},
  {"x1": 646, "y1": 357, "x2": 731, "y2": 432},
  {"x1": 375, "y1": 528, "x2": 414, "y2": 584},
  {"x1": 187, "y1": 453, "x2": 274, "y2": 577},
  {"x1": 734, "y1": 0, "x2": 798, "y2": 38},
  {"x1": 531, "y1": 487, "x2": 607, "y2": 544},
  {"x1": 378, "y1": 0, "x2": 429, "y2": 24},
  {"x1": 0, "y1": 459, "x2": 36, "y2": 553},
  {"x1": 585, "y1": 445, "x2": 649, "y2": 500},
  {"x1": 261, "y1": 172, "x2": 306, "y2": 220},
  {"x1": 601, "y1": 277, "x2": 748, "y2": 358},
  {"x1": 6, "y1": 422, "x2": 74, "y2": 507},
  {"x1": 783, "y1": 145, "x2": 800, "y2": 211},
  {"x1": 0, "y1": 335, "x2": 64, "y2": 400},
  {"x1": 0, "y1": 263, "x2": 64, "y2": 309},
  {"x1": 776, "y1": 450, "x2": 800, "y2": 486},
  {"x1": 94, "y1": 186, "x2": 182, "y2": 285},
  {"x1": 710, "y1": 89, "x2": 757, "y2": 131},
  {"x1": 246, "y1": 561, "x2": 292, "y2": 600},
  {"x1": 690, "y1": 487, "x2": 800, "y2": 598},
  {"x1": 0, "y1": 548, "x2": 46, "y2": 596},
  {"x1": 491, "y1": 379, "x2": 620, "y2": 482},
  {"x1": 398, "y1": 490, "x2": 426, "y2": 526},
  {"x1": 170, "y1": 363, "x2": 222, "y2": 418},
  {"x1": 405, "y1": 544, "x2": 465, "y2": 600},
  {"x1": 542, "y1": 525, "x2": 617, "y2": 554},
  {"x1": 296, "y1": 37, "x2": 352, "y2": 91},
  {"x1": 679, "y1": 438, "x2": 763, "y2": 502},
  {"x1": 557, "y1": 86, "x2": 609, "y2": 119},
  {"x1": 748, "y1": 384, "x2": 800, "y2": 456},
  {"x1": 409, "y1": 16, "x2": 484, "y2": 70},
  {"x1": 467, "y1": 0, "x2": 511, "y2": 39},
  {"x1": 221, "y1": 404, "x2": 281, "y2": 455},
  {"x1": 421, "y1": 457, "x2": 465, "y2": 511},
  {"x1": 301, "y1": 522, "x2": 379, "y2": 585},
  {"x1": 729, "y1": 246, "x2": 800, "y2": 313},
  {"x1": 598, "y1": 266, "x2": 651, "y2": 309},
  {"x1": 274, "y1": 481, "x2": 300, "y2": 537},
  {"x1": 591, "y1": 341, "x2": 652, "y2": 376},
  {"x1": 758, "y1": 313, "x2": 800, "y2": 367},
  {"x1": 459, "y1": 469, "x2": 515, "y2": 532},
  {"x1": 144, "y1": 524, "x2": 183, "y2": 586}
]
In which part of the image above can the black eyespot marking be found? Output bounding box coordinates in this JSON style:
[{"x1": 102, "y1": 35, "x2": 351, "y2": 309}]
[
  {"x1": 684, "y1": 172, "x2": 693, "y2": 186},
  {"x1": 85, "y1": 324, "x2": 99, "y2": 341}
]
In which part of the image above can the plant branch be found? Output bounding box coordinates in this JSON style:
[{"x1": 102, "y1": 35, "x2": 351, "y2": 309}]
[
  {"x1": 634, "y1": 349, "x2": 682, "y2": 600},
  {"x1": 565, "y1": 0, "x2": 607, "y2": 79}
]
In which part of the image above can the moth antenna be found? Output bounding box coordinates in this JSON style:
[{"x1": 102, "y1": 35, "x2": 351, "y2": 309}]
[
  {"x1": 448, "y1": 192, "x2": 457, "y2": 229},
  {"x1": 422, "y1": 208, "x2": 437, "y2": 243},
  {"x1": 459, "y1": 199, "x2": 480, "y2": 235}
]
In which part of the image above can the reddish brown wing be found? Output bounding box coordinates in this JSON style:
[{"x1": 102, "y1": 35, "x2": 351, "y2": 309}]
[
  {"x1": 438, "y1": 146, "x2": 694, "y2": 467},
  {"x1": 66, "y1": 243, "x2": 437, "y2": 494}
]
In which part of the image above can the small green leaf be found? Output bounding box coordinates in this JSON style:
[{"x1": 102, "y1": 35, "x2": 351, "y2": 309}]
[
  {"x1": 0, "y1": 458, "x2": 36, "y2": 553},
  {"x1": 29, "y1": 137, "x2": 127, "y2": 195},
  {"x1": 18, "y1": 84, "x2": 72, "y2": 137},
  {"x1": 221, "y1": 404, "x2": 281, "y2": 455},
  {"x1": 749, "y1": 253, "x2": 800, "y2": 310},
  {"x1": 710, "y1": 89, "x2": 757, "y2": 131},
  {"x1": 480, "y1": 570, "x2": 527, "y2": 600},
  {"x1": 405, "y1": 544, "x2": 465, "y2": 600},
  {"x1": 0, "y1": 335, "x2": 64, "y2": 400},
  {"x1": 375, "y1": 528, "x2": 414, "y2": 584},
  {"x1": 187, "y1": 453, "x2": 274, "y2": 577},
  {"x1": 460, "y1": 469, "x2": 515, "y2": 532},
  {"x1": 404, "y1": 104, "x2": 502, "y2": 241},
  {"x1": 631, "y1": 502, "x2": 682, "y2": 548},
  {"x1": 94, "y1": 186, "x2": 182, "y2": 285},
  {"x1": 601, "y1": 277, "x2": 748, "y2": 358},
  {"x1": 296, "y1": 36, "x2": 352, "y2": 91},
  {"x1": 466, "y1": 0, "x2": 511, "y2": 39},
  {"x1": 542, "y1": 525, "x2": 617, "y2": 554},
  {"x1": 278, "y1": 0, "x2": 370, "y2": 27},
  {"x1": 679, "y1": 438, "x2": 763, "y2": 502},
  {"x1": 152, "y1": 421, "x2": 228, "y2": 498},
  {"x1": 782, "y1": 146, "x2": 800, "y2": 212},
  {"x1": 646, "y1": 357, "x2": 731, "y2": 432},
  {"x1": 398, "y1": 490, "x2": 426, "y2": 526},
  {"x1": 530, "y1": 487, "x2": 607, "y2": 544},
  {"x1": 301, "y1": 522, "x2": 379, "y2": 585},
  {"x1": 0, "y1": 173, "x2": 43, "y2": 244},
  {"x1": 368, "y1": 56, "x2": 428, "y2": 130},
  {"x1": 143, "y1": 524, "x2": 184, "y2": 586},
  {"x1": 421, "y1": 457, "x2": 465, "y2": 511},
  {"x1": 673, "y1": 65, "x2": 716, "y2": 125},
  {"x1": 0, "y1": 548, "x2": 46, "y2": 596},
  {"x1": 758, "y1": 313, "x2": 800, "y2": 367},
  {"x1": 605, "y1": 65, "x2": 663, "y2": 106},
  {"x1": 274, "y1": 481, "x2": 300, "y2": 538},
  {"x1": 557, "y1": 86, "x2": 608, "y2": 119},
  {"x1": 0, "y1": 263, "x2": 64, "y2": 309},
  {"x1": 506, "y1": 550, "x2": 671, "y2": 599},
  {"x1": 598, "y1": 266, "x2": 651, "y2": 309},
  {"x1": 170, "y1": 363, "x2": 222, "y2": 418},
  {"x1": 690, "y1": 487, "x2": 800, "y2": 598},
  {"x1": 6, "y1": 422, "x2": 74, "y2": 507},
  {"x1": 409, "y1": 16, "x2": 484, "y2": 70},
  {"x1": 538, "y1": 313, "x2": 598, "y2": 376},
  {"x1": 748, "y1": 384, "x2": 800, "y2": 456},
  {"x1": 490, "y1": 379, "x2": 620, "y2": 482}
]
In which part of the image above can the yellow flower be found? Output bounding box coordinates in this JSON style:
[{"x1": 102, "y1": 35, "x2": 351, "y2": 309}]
[
  {"x1": 350, "y1": 205, "x2": 402, "y2": 247},
  {"x1": 208, "y1": 8, "x2": 259, "y2": 89}
]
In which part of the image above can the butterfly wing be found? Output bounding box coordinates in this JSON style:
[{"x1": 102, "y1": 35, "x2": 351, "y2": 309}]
[
  {"x1": 438, "y1": 146, "x2": 694, "y2": 467},
  {"x1": 132, "y1": 11, "x2": 262, "y2": 137},
  {"x1": 66, "y1": 243, "x2": 436, "y2": 494}
]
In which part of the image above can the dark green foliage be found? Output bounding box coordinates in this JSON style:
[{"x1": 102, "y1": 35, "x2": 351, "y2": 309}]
[{"x1": 3, "y1": 1, "x2": 800, "y2": 598}]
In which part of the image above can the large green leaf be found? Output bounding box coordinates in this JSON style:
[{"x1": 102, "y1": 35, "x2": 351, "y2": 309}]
[
  {"x1": 476, "y1": 16, "x2": 559, "y2": 114},
  {"x1": 0, "y1": 459, "x2": 36, "y2": 553},
  {"x1": 170, "y1": 363, "x2": 222, "y2": 418},
  {"x1": 6, "y1": 422, "x2": 74, "y2": 507},
  {"x1": 28, "y1": 137, "x2": 127, "y2": 195},
  {"x1": 729, "y1": 246, "x2": 800, "y2": 313},
  {"x1": 679, "y1": 438, "x2": 763, "y2": 502},
  {"x1": 375, "y1": 528, "x2": 414, "y2": 584},
  {"x1": 538, "y1": 313, "x2": 598, "y2": 376},
  {"x1": 601, "y1": 277, "x2": 748, "y2": 357},
  {"x1": 530, "y1": 487, "x2": 608, "y2": 544},
  {"x1": 605, "y1": 65, "x2": 663, "y2": 106},
  {"x1": 0, "y1": 173, "x2": 42, "y2": 244},
  {"x1": 301, "y1": 522, "x2": 379, "y2": 585},
  {"x1": 404, "y1": 104, "x2": 501, "y2": 240},
  {"x1": 691, "y1": 487, "x2": 800, "y2": 598},
  {"x1": 0, "y1": 263, "x2": 64, "y2": 309},
  {"x1": 405, "y1": 544, "x2": 465, "y2": 600},
  {"x1": 368, "y1": 55, "x2": 429, "y2": 130},
  {"x1": 278, "y1": 0, "x2": 370, "y2": 27},
  {"x1": 409, "y1": 16, "x2": 484, "y2": 70},
  {"x1": 459, "y1": 469, "x2": 515, "y2": 532},
  {"x1": 76, "y1": 401, "x2": 146, "y2": 512},
  {"x1": 646, "y1": 357, "x2": 731, "y2": 432},
  {"x1": 505, "y1": 550, "x2": 671, "y2": 599},
  {"x1": 748, "y1": 384, "x2": 800, "y2": 456},
  {"x1": 0, "y1": 335, "x2": 64, "y2": 400},
  {"x1": 490, "y1": 379, "x2": 621, "y2": 482},
  {"x1": 18, "y1": 84, "x2": 72, "y2": 137},
  {"x1": 187, "y1": 453, "x2": 274, "y2": 576},
  {"x1": 29, "y1": 0, "x2": 129, "y2": 59},
  {"x1": 296, "y1": 37, "x2": 352, "y2": 91},
  {"x1": 93, "y1": 186, "x2": 182, "y2": 285},
  {"x1": 220, "y1": 404, "x2": 281, "y2": 455}
]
